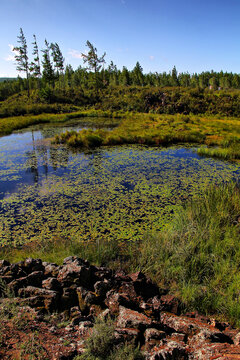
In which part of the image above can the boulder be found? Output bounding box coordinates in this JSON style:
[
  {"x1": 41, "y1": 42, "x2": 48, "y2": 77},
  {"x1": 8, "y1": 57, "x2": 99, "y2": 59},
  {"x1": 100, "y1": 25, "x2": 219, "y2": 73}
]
[
  {"x1": 117, "y1": 306, "x2": 152, "y2": 330},
  {"x1": 114, "y1": 327, "x2": 141, "y2": 345},
  {"x1": 18, "y1": 286, "x2": 60, "y2": 312},
  {"x1": 42, "y1": 277, "x2": 62, "y2": 292},
  {"x1": 57, "y1": 263, "x2": 91, "y2": 288}
]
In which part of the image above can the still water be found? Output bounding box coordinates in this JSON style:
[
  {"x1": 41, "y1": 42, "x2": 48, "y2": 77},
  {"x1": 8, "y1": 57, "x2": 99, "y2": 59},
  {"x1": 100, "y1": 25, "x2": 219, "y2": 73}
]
[{"x1": 0, "y1": 118, "x2": 239, "y2": 246}]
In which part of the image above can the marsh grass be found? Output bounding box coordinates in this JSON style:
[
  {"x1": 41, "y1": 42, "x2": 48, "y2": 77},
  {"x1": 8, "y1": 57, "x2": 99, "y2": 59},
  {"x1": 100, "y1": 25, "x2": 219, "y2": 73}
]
[
  {"x1": 197, "y1": 137, "x2": 240, "y2": 160},
  {"x1": 56, "y1": 113, "x2": 240, "y2": 151},
  {"x1": 137, "y1": 182, "x2": 240, "y2": 325}
]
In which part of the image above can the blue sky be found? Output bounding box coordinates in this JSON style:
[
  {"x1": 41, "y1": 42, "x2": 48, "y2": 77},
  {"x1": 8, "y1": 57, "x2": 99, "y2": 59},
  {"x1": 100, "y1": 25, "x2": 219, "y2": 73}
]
[{"x1": 1, "y1": 0, "x2": 240, "y2": 77}]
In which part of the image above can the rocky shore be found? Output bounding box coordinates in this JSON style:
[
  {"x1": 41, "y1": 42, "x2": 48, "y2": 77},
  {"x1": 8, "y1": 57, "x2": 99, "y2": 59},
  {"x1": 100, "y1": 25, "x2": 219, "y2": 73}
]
[{"x1": 1, "y1": 256, "x2": 240, "y2": 359}]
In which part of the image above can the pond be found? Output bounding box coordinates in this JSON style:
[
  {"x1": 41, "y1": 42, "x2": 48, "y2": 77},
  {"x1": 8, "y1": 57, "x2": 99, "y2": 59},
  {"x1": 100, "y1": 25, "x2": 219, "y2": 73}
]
[{"x1": 0, "y1": 118, "x2": 240, "y2": 246}]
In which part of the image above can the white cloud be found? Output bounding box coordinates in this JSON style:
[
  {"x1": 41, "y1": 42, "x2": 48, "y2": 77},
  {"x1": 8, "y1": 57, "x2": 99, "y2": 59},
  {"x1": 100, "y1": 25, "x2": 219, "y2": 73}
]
[
  {"x1": 5, "y1": 44, "x2": 18, "y2": 62},
  {"x1": 68, "y1": 49, "x2": 83, "y2": 59}
]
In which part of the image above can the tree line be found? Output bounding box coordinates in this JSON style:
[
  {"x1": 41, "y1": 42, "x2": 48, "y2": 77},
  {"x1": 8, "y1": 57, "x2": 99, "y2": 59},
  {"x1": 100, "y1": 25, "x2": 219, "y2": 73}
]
[{"x1": 1, "y1": 28, "x2": 240, "y2": 101}]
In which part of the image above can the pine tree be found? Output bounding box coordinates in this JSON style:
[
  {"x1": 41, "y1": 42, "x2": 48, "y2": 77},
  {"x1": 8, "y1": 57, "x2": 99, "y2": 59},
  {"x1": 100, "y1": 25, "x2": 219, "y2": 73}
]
[
  {"x1": 81, "y1": 41, "x2": 106, "y2": 92},
  {"x1": 50, "y1": 42, "x2": 65, "y2": 87},
  {"x1": 29, "y1": 34, "x2": 41, "y2": 88},
  {"x1": 132, "y1": 62, "x2": 144, "y2": 86},
  {"x1": 41, "y1": 39, "x2": 55, "y2": 87},
  {"x1": 13, "y1": 28, "x2": 30, "y2": 97}
]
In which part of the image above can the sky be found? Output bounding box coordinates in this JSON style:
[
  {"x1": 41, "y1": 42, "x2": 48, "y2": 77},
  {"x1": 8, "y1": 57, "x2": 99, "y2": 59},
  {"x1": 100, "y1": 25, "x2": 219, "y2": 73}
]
[{"x1": 0, "y1": 0, "x2": 240, "y2": 77}]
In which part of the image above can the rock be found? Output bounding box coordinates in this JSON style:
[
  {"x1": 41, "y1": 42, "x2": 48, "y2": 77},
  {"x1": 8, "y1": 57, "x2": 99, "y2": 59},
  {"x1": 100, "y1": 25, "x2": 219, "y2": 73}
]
[
  {"x1": 60, "y1": 287, "x2": 79, "y2": 310},
  {"x1": 0, "y1": 275, "x2": 14, "y2": 284},
  {"x1": 133, "y1": 276, "x2": 160, "y2": 301},
  {"x1": 114, "y1": 327, "x2": 141, "y2": 345},
  {"x1": 43, "y1": 263, "x2": 59, "y2": 277},
  {"x1": 57, "y1": 263, "x2": 91, "y2": 288},
  {"x1": 105, "y1": 291, "x2": 136, "y2": 314},
  {"x1": 94, "y1": 266, "x2": 113, "y2": 281},
  {"x1": 149, "y1": 340, "x2": 187, "y2": 360},
  {"x1": 129, "y1": 271, "x2": 146, "y2": 282},
  {"x1": 63, "y1": 256, "x2": 90, "y2": 267},
  {"x1": 0, "y1": 259, "x2": 10, "y2": 268},
  {"x1": 117, "y1": 306, "x2": 152, "y2": 330},
  {"x1": 114, "y1": 270, "x2": 132, "y2": 283},
  {"x1": 77, "y1": 287, "x2": 98, "y2": 314},
  {"x1": 160, "y1": 312, "x2": 200, "y2": 335},
  {"x1": 8, "y1": 271, "x2": 44, "y2": 295},
  {"x1": 145, "y1": 328, "x2": 166, "y2": 343},
  {"x1": 160, "y1": 294, "x2": 180, "y2": 315},
  {"x1": 23, "y1": 258, "x2": 44, "y2": 273},
  {"x1": 94, "y1": 280, "x2": 112, "y2": 299},
  {"x1": 42, "y1": 277, "x2": 62, "y2": 292},
  {"x1": 18, "y1": 286, "x2": 59, "y2": 312}
]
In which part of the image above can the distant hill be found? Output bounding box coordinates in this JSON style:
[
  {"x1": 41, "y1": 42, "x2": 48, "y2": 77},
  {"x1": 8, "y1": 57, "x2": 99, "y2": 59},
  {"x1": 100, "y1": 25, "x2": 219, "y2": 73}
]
[{"x1": 0, "y1": 77, "x2": 17, "y2": 82}]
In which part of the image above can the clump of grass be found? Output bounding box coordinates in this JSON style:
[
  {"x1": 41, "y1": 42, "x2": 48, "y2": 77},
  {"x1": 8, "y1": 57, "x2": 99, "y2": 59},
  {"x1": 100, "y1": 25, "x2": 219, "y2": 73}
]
[
  {"x1": 137, "y1": 182, "x2": 240, "y2": 325},
  {"x1": 197, "y1": 146, "x2": 240, "y2": 160},
  {"x1": 76, "y1": 317, "x2": 143, "y2": 360},
  {"x1": 198, "y1": 136, "x2": 240, "y2": 160}
]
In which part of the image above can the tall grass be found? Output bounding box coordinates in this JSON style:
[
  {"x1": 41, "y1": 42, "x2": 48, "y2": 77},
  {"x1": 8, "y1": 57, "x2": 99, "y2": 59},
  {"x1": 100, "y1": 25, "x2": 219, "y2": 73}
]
[
  {"x1": 197, "y1": 137, "x2": 240, "y2": 160},
  {"x1": 137, "y1": 182, "x2": 240, "y2": 325}
]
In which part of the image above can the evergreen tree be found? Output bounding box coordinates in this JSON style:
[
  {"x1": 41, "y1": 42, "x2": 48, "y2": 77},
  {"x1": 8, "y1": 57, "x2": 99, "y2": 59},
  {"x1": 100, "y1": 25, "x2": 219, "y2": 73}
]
[
  {"x1": 132, "y1": 62, "x2": 144, "y2": 86},
  {"x1": 13, "y1": 28, "x2": 30, "y2": 97},
  {"x1": 50, "y1": 42, "x2": 65, "y2": 87},
  {"x1": 120, "y1": 66, "x2": 131, "y2": 86},
  {"x1": 29, "y1": 34, "x2": 41, "y2": 88},
  {"x1": 171, "y1": 66, "x2": 179, "y2": 86},
  {"x1": 81, "y1": 41, "x2": 106, "y2": 91},
  {"x1": 41, "y1": 39, "x2": 55, "y2": 87}
]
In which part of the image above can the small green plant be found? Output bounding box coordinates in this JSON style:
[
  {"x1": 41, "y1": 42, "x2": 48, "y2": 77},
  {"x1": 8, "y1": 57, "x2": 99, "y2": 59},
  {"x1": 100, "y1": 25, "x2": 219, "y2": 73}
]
[
  {"x1": 75, "y1": 317, "x2": 144, "y2": 360},
  {"x1": 78, "y1": 317, "x2": 116, "y2": 359},
  {"x1": 20, "y1": 332, "x2": 48, "y2": 359}
]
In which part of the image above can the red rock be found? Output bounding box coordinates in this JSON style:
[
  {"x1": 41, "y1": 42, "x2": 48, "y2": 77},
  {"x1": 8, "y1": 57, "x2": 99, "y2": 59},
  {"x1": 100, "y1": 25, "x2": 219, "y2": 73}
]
[
  {"x1": 114, "y1": 327, "x2": 141, "y2": 345},
  {"x1": 149, "y1": 340, "x2": 187, "y2": 360},
  {"x1": 117, "y1": 306, "x2": 152, "y2": 330},
  {"x1": 129, "y1": 271, "x2": 146, "y2": 282},
  {"x1": 145, "y1": 328, "x2": 166, "y2": 343},
  {"x1": 105, "y1": 291, "x2": 136, "y2": 314}
]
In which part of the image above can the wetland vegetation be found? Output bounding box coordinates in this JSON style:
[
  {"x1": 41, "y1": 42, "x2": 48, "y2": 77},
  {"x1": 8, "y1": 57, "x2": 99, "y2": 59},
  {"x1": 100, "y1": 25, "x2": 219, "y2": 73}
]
[{"x1": 1, "y1": 28, "x2": 240, "y2": 326}]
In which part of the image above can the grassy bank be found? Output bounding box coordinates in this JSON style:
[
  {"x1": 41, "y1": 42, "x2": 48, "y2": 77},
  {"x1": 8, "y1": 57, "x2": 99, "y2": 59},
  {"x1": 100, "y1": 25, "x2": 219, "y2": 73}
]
[
  {"x1": 1, "y1": 182, "x2": 240, "y2": 325},
  {"x1": 55, "y1": 113, "x2": 240, "y2": 157},
  {"x1": 0, "y1": 109, "x2": 124, "y2": 136}
]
